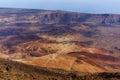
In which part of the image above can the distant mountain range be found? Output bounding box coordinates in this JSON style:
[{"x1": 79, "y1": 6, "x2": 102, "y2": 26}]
[{"x1": 0, "y1": 8, "x2": 120, "y2": 26}]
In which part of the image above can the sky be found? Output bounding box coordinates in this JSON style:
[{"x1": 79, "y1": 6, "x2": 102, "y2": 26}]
[{"x1": 0, "y1": 0, "x2": 120, "y2": 14}]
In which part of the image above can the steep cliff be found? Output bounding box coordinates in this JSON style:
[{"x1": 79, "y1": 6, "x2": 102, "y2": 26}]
[{"x1": 0, "y1": 8, "x2": 120, "y2": 25}]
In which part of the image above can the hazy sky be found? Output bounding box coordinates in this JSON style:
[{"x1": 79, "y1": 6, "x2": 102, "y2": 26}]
[{"x1": 0, "y1": 0, "x2": 120, "y2": 14}]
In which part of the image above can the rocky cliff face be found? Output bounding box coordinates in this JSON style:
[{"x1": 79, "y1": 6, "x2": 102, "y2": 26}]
[{"x1": 0, "y1": 8, "x2": 120, "y2": 25}]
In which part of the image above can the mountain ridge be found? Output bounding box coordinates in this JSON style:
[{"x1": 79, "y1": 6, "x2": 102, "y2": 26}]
[{"x1": 0, "y1": 8, "x2": 120, "y2": 26}]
